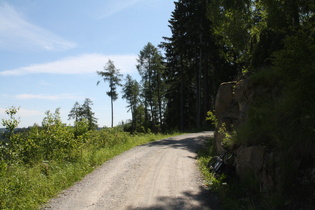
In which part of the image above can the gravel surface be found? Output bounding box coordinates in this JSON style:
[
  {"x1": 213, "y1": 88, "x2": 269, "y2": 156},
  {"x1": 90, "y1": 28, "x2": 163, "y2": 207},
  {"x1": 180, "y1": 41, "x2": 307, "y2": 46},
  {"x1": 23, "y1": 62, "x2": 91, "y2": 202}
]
[{"x1": 42, "y1": 132, "x2": 222, "y2": 210}]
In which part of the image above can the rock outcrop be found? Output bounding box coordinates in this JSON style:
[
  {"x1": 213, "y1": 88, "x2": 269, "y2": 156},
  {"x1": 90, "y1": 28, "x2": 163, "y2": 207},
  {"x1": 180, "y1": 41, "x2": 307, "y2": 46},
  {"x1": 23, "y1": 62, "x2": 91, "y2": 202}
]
[
  {"x1": 213, "y1": 78, "x2": 314, "y2": 207},
  {"x1": 214, "y1": 79, "x2": 266, "y2": 188},
  {"x1": 235, "y1": 145, "x2": 264, "y2": 182},
  {"x1": 214, "y1": 81, "x2": 238, "y2": 154},
  {"x1": 214, "y1": 80, "x2": 251, "y2": 153}
]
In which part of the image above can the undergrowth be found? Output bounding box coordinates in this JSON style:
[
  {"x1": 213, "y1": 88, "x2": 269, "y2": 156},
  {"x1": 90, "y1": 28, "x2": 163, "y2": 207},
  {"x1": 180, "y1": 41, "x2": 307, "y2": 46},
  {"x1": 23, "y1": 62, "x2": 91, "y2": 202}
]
[
  {"x1": 0, "y1": 132, "x2": 178, "y2": 209},
  {"x1": 198, "y1": 138, "x2": 278, "y2": 210},
  {"x1": 0, "y1": 108, "x2": 181, "y2": 209}
]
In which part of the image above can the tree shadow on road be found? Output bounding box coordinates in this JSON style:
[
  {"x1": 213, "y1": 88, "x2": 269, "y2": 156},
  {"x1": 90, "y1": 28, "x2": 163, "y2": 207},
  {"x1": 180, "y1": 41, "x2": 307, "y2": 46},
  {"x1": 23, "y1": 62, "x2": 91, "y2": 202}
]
[
  {"x1": 139, "y1": 132, "x2": 214, "y2": 154},
  {"x1": 133, "y1": 133, "x2": 222, "y2": 209},
  {"x1": 127, "y1": 186, "x2": 223, "y2": 210}
]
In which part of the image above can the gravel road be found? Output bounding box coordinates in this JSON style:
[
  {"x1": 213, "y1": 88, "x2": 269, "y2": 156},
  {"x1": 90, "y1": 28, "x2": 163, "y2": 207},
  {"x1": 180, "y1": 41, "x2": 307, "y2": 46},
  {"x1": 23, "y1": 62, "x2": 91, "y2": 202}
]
[{"x1": 42, "y1": 132, "x2": 222, "y2": 210}]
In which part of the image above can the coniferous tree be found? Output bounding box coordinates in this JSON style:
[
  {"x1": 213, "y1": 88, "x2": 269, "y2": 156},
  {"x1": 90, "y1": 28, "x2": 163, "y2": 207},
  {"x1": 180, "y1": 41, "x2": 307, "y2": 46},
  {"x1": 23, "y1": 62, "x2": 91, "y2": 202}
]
[
  {"x1": 68, "y1": 102, "x2": 82, "y2": 122},
  {"x1": 81, "y1": 98, "x2": 98, "y2": 130},
  {"x1": 97, "y1": 60, "x2": 123, "y2": 127},
  {"x1": 68, "y1": 98, "x2": 98, "y2": 130},
  {"x1": 161, "y1": 0, "x2": 237, "y2": 130},
  {"x1": 122, "y1": 74, "x2": 141, "y2": 132},
  {"x1": 137, "y1": 42, "x2": 166, "y2": 132}
]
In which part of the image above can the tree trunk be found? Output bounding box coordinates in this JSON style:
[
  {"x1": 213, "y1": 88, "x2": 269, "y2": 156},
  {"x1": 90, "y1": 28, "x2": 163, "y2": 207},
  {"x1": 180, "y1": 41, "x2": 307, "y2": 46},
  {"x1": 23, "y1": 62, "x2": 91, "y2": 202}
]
[
  {"x1": 111, "y1": 97, "x2": 114, "y2": 128},
  {"x1": 157, "y1": 71, "x2": 162, "y2": 129},
  {"x1": 180, "y1": 55, "x2": 184, "y2": 131}
]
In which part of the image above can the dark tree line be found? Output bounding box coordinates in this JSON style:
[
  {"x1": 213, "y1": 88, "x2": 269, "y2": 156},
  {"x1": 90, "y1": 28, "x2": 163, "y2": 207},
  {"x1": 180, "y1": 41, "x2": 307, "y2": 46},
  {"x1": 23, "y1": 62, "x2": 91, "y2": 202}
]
[
  {"x1": 121, "y1": 0, "x2": 239, "y2": 132},
  {"x1": 123, "y1": 0, "x2": 239, "y2": 132},
  {"x1": 160, "y1": 0, "x2": 238, "y2": 130}
]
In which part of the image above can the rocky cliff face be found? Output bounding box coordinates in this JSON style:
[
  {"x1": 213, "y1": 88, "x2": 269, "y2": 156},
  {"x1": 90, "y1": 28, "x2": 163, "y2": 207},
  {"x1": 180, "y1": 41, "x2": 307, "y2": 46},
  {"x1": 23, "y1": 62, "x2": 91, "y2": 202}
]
[
  {"x1": 214, "y1": 78, "x2": 315, "y2": 202},
  {"x1": 214, "y1": 79, "x2": 279, "y2": 191},
  {"x1": 214, "y1": 80, "x2": 251, "y2": 152}
]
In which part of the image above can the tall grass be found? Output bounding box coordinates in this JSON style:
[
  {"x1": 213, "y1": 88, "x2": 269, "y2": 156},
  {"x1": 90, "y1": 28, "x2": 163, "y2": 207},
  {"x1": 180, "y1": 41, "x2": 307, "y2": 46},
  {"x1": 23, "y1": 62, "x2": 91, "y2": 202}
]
[
  {"x1": 0, "y1": 109, "x2": 180, "y2": 209},
  {"x1": 0, "y1": 131, "x2": 179, "y2": 209}
]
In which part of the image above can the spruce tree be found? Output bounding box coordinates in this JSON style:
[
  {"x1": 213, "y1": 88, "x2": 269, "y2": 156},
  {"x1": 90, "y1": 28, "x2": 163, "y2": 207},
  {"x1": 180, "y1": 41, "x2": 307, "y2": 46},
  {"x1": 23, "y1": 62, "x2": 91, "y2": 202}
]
[
  {"x1": 122, "y1": 74, "x2": 140, "y2": 132},
  {"x1": 161, "y1": 0, "x2": 237, "y2": 130},
  {"x1": 137, "y1": 42, "x2": 165, "y2": 132}
]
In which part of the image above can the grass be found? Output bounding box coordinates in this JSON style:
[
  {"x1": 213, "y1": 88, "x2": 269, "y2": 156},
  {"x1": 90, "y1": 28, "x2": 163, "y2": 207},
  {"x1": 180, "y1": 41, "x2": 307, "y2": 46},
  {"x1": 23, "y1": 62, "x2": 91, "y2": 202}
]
[
  {"x1": 197, "y1": 137, "x2": 261, "y2": 210},
  {"x1": 0, "y1": 132, "x2": 181, "y2": 209}
]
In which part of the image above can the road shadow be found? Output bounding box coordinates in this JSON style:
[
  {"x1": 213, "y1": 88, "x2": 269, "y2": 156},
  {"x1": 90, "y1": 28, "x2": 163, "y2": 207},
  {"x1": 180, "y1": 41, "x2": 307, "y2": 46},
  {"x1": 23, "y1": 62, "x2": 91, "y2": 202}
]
[
  {"x1": 127, "y1": 186, "x2": 223, "y2": 210},
  {"x1": 139, "y1": 132, "x2": 214, "y2": 154},
  {"x1": 134, "y1": 133, "x2": 222, "y2": 209}
]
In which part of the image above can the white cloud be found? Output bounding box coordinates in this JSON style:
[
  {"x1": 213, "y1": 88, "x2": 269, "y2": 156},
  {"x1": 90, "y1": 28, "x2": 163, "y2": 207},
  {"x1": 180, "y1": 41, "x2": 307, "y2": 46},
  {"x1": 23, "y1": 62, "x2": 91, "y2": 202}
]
[
  {"x1": 0, "y1": 54, "x2": 138, "y2": 76},
  {"x1": 0, "y1": 107, "x2": 44, "y2": 128},
  {"x1": 0, "y1": 2, "x2": 76, "y2": 52},
  {"x1": 0, "y1": 107, "x2": 42, "y2": 118},
  {"x1": 18, "y1": 108, "x2": 43, "y2": 117},
  {"x1": 15, "y1": 94, "x2": 82, "y2": 101}
]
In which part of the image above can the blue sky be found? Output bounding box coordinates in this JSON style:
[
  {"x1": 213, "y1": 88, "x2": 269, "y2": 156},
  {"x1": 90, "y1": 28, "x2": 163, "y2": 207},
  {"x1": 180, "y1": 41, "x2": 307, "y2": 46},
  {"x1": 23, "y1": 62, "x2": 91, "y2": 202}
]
[{"x1": 0, "y1": 0, "x2": 175, "y2": 128}]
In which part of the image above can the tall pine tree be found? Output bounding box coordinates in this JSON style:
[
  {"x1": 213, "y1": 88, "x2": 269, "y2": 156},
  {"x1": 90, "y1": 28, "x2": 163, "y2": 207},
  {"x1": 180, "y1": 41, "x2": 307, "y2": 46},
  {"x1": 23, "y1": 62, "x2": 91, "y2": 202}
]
[
  {"x1": 122, "y1": 74, "x2": 141, "y2": 133},
  {"x1": 97, "y1": 60, "x2": 123, "y2": 128},
  {"x1": 161, "y1": 0, "x2": 237, "y2": 130},
  {"x1": 137, "y1": 42, "x2": 166, "y2": 132}
]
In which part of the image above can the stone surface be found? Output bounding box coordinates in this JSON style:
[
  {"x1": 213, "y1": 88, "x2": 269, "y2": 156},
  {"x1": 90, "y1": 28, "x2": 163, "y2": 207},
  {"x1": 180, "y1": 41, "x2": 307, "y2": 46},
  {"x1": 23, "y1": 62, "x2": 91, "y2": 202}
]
[
  {"x1": 235, "y1": 145, "x2": 265, "y2": 181},
  {"x1": 214, "y1": 79, "x2": 267, "y2": 186},
  {"x1": 214, "y1": 81, "x2": 237, "y2": 120},
  {"x1": 213, "y1": 78, "x2": 314, "y2": 205},
  {"x1": 234, "y1": 79, "x2": 252, "y2": 121},
  {"x1": 214, "y1": 82, "x2": 237, "y2": 153}
]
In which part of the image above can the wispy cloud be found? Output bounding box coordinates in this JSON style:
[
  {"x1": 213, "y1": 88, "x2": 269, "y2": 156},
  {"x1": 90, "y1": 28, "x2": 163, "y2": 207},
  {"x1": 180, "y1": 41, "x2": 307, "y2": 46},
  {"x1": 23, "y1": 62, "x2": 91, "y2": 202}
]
[
  {"x1": 15, "y1": 94, "x2": 82, "y2": 101},
  {"x1": 18, "y1": 108, "x2": 43, "y2": 117},
  {"x1": 0, "y1": 2, "x2": 76, "y2": 52},
  {"x1": 0, "y1": 107, "x2": 42, "y2": 117},
  {"x1": 0, "y1": 54, "x2": 137, "y2": 76},
  {"x1": 98, "y1": 0, "x2": 142, "y2": 19}
]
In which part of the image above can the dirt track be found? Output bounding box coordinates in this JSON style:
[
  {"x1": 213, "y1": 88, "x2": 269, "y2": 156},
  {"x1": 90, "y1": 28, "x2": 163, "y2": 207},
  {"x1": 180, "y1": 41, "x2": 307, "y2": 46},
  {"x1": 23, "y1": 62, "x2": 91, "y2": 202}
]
[{"x1": 42, "y1": 132, "x2": 222, "y2": 210}]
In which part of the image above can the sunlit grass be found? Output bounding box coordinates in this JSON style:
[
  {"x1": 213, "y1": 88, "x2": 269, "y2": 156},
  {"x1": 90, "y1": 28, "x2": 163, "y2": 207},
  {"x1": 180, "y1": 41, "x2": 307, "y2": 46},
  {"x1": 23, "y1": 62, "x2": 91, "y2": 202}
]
[{"x1": 0, "y1": 131, "x2": 181, "y2": 209}]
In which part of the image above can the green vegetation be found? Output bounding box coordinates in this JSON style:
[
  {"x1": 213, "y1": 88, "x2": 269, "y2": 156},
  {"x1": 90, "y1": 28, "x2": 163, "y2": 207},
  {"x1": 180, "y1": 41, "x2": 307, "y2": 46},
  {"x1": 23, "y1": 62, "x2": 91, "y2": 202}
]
[
  {"x1": 0, "y1": 107, "x2": 180, "y2": 209},
  {"x1": 161, "y1": 0, "x2": 237, "y2": 130},
  {"x1": 122, "y1": 74, "x2": 142, "y2": 133},
  {"x1": 68, "y1": 98, "x2": 98, "y2": 131},
  {"x1": 193, "y1": 0, "x2": 314, "y2": 208},
  {"x1": 137, "y1": 42, "x2": 166, "y2": 133},
  {"x1": 198, "y1": 138, "x2": 278, "y2": 210},
  {"x1": 97, "y1": 59, "x2": 123, "y2": 128},
  {"x1": 1, "y1": 0, "x2": 314, "y2": 208},
  {"x1": 197, "y1": 140, "x2": 242, "y2": 209}
]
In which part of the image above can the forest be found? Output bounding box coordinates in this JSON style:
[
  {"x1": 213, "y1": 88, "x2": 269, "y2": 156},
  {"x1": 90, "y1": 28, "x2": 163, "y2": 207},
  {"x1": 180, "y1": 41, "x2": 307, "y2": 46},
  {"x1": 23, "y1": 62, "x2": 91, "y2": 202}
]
[
  {"x1": 1, "y1": 0, "x2": 315, "y2": 209},
  {"x1": 104, "y1": 0, "x2": 315, "y2": 136}
]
